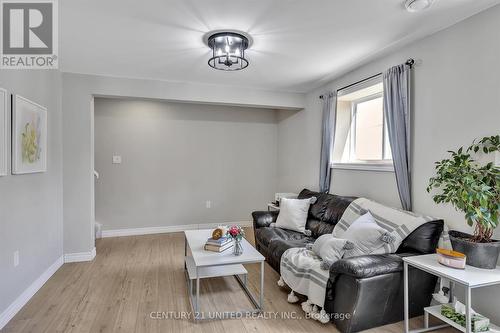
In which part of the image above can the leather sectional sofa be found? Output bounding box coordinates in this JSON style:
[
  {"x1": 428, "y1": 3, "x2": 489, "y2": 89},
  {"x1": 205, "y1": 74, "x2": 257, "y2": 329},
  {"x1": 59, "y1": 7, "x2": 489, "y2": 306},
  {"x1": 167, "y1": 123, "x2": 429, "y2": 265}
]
[{"x1": 252, "y1": 189, "x2": 444, "y2": 333}]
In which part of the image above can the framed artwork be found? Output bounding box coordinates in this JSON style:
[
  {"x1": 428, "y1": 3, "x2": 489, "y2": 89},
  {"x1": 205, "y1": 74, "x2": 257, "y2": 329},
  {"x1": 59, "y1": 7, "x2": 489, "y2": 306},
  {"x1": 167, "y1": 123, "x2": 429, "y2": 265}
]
[
  {"x1": 12, "y1": 95, "x2": 47, "y2": 174},
  {"x1": 0, "y1": 88, "x2": 7, "y2": 176}
]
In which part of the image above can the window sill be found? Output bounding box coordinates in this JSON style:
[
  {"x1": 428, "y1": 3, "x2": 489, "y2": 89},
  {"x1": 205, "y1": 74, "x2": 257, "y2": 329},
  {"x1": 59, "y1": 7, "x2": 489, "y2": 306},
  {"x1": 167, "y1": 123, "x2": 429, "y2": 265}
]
[{"x1": 331, "y1": 162, "x2": 394, "y2": 172}]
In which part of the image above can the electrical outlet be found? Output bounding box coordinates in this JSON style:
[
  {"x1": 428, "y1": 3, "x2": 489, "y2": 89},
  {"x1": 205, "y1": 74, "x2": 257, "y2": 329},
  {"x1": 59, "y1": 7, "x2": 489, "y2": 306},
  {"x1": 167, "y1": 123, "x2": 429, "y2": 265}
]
[
  {"x1": 13, "y1": 251, "x2": 19, "y2": 267},
  {"x1": 112, "y1": 155, "x2": 122, "y2": 164},
  {"x1": 206, "y1": 200, "x2": 211, "y2": 209}
]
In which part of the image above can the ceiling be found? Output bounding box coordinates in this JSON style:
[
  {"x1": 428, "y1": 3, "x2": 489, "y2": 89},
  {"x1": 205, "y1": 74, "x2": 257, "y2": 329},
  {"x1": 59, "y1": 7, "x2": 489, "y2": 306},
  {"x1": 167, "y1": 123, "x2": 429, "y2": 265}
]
[{"x1": 60, "y1": 0, "x2": 500, "y2": 93}]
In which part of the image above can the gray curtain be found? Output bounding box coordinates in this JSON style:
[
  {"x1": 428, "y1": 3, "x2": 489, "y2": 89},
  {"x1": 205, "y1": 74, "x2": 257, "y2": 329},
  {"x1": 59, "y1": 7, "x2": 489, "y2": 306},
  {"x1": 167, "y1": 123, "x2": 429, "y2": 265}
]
[
  {"x1": 319, "y1": 92, "x2": 336, "y2": 193},
  {"x1": 383, "y1": 64, "x2": 412, "y2": 211}
]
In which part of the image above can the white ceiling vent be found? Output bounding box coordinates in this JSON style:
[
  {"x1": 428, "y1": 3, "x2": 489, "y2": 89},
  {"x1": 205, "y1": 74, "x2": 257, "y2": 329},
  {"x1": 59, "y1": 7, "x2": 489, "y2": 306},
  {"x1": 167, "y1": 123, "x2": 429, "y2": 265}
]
[{"x1": 405, "y1": 0, "x2": 434, "y2": 12}]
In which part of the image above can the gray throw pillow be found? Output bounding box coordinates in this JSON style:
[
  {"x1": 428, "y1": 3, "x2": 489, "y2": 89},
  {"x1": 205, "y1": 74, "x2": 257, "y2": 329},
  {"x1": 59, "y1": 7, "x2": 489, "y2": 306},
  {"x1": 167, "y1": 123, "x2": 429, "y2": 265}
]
[
  {"x1": 342, "y1": 212, "x2": 394, "y2": 258},
  {"x1": 311, "y1": 234, "x2": 353, "y2": 270},
  {"x1": 311, "y1": 234, "x2": 332, "y2": 255}
]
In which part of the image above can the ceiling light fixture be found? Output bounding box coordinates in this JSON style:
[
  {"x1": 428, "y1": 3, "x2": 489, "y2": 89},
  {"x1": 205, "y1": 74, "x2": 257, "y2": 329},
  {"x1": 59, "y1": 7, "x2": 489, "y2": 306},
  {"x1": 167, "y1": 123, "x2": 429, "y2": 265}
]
[
  {"x1": 405, "y1": 0, "x2": 434, "y2": 12},
  {"x1": 206, "y1": 31, "x2": 250, "y2": 71}
]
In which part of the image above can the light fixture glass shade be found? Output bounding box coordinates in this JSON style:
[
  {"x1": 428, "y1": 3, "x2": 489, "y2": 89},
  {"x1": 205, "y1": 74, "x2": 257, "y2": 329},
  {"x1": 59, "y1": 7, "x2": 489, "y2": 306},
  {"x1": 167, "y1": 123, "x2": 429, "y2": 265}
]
[{"x1": 208, "y1": 32, "x2": 249, "y2": 71}]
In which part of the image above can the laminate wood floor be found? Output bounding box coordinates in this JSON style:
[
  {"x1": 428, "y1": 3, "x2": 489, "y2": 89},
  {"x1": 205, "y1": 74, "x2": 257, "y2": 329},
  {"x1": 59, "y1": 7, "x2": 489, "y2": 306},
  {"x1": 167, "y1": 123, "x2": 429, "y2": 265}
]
[{"x1": 2, "y1": 229, "x2": 457, "y2": 333}]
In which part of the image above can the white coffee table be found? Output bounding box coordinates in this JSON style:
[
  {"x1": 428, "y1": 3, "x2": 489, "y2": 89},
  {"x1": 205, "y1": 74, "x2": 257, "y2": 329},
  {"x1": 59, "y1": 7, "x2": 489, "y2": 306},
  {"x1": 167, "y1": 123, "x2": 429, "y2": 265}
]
[{"x1": 184, "y1": 229, "x2": 265, "y2": 320}]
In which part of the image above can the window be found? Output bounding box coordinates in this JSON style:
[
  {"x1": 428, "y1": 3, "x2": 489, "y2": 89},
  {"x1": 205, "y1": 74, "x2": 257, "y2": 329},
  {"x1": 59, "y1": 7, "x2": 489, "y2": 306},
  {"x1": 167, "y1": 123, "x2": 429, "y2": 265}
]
[{"x1": 331, "y1": 77, "x2": 393, "y2": 172}]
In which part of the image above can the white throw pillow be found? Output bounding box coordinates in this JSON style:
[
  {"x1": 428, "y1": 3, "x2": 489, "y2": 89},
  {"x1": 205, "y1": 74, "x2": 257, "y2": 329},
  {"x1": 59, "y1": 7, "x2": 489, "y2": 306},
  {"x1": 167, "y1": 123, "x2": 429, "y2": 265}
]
[
  {"x1": 342, "y1": 212, "x2": 393, "y2": 258},
  {"x1": 275, "y1": 197, "x2": 316, "y2": 235}
]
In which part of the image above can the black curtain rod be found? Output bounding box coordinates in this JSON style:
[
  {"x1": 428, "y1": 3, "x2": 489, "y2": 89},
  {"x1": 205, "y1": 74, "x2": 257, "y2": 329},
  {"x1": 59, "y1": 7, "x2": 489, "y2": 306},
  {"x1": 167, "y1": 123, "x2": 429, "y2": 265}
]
[{"x1": 319, "y1": 58, "x2": 414, "y2": 99}]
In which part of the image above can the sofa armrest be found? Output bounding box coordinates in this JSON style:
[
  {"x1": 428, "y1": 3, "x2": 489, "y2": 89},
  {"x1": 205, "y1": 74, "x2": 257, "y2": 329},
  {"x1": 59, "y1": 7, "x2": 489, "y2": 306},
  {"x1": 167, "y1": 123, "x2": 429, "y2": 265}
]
[
  {"x1": 252, "y1": 211, "x2": 279, "y2": 229},
  {"x1": 330, "y1": 253, "x2": 415, "y2": 279}
]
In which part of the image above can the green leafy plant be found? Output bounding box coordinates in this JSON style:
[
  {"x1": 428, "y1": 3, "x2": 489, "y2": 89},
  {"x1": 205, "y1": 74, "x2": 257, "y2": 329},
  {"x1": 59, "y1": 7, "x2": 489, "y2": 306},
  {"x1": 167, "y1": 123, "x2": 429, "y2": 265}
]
[
  {"x1": 441, "y1": 305, "x2": 489, "y2": 331},
  {"x1": 427, "y1": 135, "x2": 500, "y2": 242}
]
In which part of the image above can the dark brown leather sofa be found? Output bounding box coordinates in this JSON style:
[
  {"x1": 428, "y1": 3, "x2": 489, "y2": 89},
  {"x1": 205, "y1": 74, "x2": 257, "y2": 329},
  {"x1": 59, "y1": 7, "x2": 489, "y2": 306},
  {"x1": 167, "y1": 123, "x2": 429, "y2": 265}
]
[{"x1": 252, "y1": 189, "x2": 443, "y2": 333}]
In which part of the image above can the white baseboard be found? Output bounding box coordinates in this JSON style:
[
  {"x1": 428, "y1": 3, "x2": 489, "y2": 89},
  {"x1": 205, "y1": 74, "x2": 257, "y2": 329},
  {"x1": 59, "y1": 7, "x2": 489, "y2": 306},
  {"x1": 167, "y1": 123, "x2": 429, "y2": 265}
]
[
  {"x1": 101, "y1": 221, "x2": 253, "y2": 238},
  {"x1": 0, "y1": 255, "x2": 64, "y2": 330},
  {"x1": 63, "y1": 247, "x2": 96, "y2": 263}
]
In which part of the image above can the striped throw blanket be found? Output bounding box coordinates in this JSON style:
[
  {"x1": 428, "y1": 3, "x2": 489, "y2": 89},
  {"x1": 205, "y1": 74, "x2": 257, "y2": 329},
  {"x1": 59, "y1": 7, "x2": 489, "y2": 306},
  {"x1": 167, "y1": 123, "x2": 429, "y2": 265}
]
[
  {"x1": 333, "y1": 198, "x2": 451, "y2": 251},
  {"x1": 280, "y1": 247, "x2": 330, "y2": 308},
  {"x1": 279, "y1": 198, "x2": 451, "y2": 316}
]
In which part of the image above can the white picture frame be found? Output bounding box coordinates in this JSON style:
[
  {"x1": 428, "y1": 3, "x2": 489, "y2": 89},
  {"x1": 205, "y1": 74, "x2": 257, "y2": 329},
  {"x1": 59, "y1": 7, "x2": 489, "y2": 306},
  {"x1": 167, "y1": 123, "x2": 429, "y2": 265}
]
[
  {"x1": 12, "y1": 95, "x2": 47, "y2": 174},
  {"x1": 0, "y1": 88, "x2": 7, "y2": 176}
]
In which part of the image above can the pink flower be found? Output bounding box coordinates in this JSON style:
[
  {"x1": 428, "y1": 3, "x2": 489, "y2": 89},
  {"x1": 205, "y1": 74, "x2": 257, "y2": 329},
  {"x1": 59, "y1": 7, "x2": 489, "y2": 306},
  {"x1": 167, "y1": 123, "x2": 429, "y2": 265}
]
[
  {"x1": 227, "y1": 225, "x2": 244, "y2": 238},
  {"x1": 229, "y1": 226, "x2": 239, "y2": 236}
]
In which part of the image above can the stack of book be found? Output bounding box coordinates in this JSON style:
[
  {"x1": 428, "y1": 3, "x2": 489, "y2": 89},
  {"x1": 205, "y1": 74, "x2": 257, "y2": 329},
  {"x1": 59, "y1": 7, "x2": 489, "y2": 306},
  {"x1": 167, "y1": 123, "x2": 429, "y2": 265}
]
[{"x1": 204, "y1": 237, "x2": 233, "y2": 252}]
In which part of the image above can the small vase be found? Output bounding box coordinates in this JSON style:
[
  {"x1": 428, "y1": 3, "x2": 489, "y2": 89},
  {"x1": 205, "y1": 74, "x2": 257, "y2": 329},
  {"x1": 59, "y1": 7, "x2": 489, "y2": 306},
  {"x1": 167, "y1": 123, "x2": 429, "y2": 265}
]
[{"x1": 233, "y1": 238, "x2": 243, "y2": 256}]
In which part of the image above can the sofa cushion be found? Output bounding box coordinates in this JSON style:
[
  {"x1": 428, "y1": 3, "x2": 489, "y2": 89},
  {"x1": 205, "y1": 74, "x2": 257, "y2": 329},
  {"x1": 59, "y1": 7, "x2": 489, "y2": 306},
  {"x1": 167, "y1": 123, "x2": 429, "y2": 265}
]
[
  {"x1": 268, "y1": 238, "x2": 314, "y2": 266},
  {"x1": 306, "y1": 218, "x2": 335, "y2": 238},
  {"x1": 255, "y1": 226, "x2": 311, "y2": 248},
  {"x1": 298, "y1": 189, "x2": 357, "y2": 237}
]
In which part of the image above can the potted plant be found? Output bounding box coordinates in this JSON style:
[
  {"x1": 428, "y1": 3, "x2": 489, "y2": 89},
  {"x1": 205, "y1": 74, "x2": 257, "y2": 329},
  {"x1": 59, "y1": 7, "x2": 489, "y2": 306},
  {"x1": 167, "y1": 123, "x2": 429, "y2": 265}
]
[{"x1": 427, "y1": 135, "x2": 500, "y2": 269}]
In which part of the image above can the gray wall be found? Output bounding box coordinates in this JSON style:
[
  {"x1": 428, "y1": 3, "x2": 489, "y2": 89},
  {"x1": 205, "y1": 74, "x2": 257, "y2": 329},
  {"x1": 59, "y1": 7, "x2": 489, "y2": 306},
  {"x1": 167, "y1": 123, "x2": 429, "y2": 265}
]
[
  {"x1": 277, "y1": 5, "x2": 500, "y2": 320},
  {"x1": 62, "y1": 73, "x2": 305, "y2": 254},
  {"x1": 0, "y1": 70, "x2": 63, "y2": 316},
  {"x1": 94, "y1": 98, "x2": 277, "y2": 230}
]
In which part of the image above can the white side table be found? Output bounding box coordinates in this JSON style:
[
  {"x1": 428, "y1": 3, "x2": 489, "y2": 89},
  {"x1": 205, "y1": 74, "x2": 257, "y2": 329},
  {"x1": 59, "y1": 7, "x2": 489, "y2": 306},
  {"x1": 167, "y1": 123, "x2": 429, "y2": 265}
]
[
  {"x1": 267, "y1": 203, "x2": 280, "y2": 211},
  {"x1": 403, "y1": 254, "x2": 500, "y2": 333}
]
